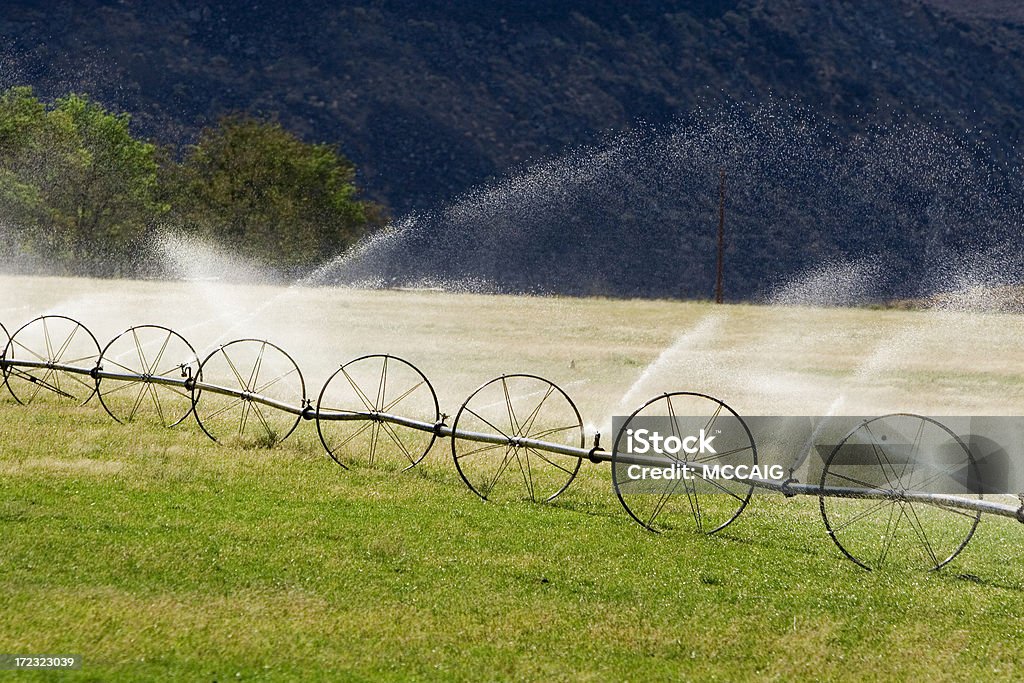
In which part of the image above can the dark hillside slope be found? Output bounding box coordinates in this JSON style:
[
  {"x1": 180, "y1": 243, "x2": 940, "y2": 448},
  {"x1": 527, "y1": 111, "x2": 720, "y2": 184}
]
[{"x1": 2, "y1": 1, "x2": 1024, "y2": 298}]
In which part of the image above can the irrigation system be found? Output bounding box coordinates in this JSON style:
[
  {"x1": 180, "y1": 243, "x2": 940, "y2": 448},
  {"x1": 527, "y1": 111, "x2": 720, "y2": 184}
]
[{"x1": 2, "y1": 315, "x2": 1021, "y2": 571}]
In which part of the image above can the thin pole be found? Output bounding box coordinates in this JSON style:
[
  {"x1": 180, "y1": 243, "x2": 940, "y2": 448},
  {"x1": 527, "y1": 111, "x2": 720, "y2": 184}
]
[{"x1": 715, "y1": 168, "x2": 725, "y2": 304}]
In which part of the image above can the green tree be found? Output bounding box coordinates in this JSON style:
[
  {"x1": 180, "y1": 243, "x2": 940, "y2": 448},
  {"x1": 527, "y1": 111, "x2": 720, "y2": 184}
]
[
  {"x1": 0, "y1": 87, "x2": 51, "y2": 263},
  {"x1": 166, "y1": 115, "x2": 384, "y2": 274},
  {"x1": 0, "y1": 86, "x2": 166, "y2": 274},
  {"x1": 0, "y1": 86, "x2": 47, "y2": 156}
]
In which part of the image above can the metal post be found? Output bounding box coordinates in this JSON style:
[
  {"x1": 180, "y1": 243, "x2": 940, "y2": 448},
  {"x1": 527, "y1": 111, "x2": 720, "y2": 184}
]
[{"x1": 715, "y1": 168, "x2": 725, "y2": 304}]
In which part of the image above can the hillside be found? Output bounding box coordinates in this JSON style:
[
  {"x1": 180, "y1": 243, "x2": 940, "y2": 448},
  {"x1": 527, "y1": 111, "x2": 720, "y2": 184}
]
[{"x1": 2, "y1": 1, "x2": 1024, "y2": 299}]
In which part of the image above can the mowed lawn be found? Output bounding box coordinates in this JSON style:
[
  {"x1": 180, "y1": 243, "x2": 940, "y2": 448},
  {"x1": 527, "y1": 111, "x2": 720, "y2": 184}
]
[{"x1": 3, "y1": 277, "x2": 1024, "y2": 680}]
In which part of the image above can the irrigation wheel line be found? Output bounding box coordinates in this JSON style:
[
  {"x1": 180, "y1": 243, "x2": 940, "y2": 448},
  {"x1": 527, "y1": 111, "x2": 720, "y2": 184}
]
[
  {"x1": 1, "y1": 311, "x2": 1022, "y2": 573},
  {"x1": 2, "y1": 315, "x2": 100, "y2": 406},
  {"x1": 96, "y1": 325, "x2": 201, "y2": 427},
  {"x1": 316, "y1": 354, "x2": 440, "y2": 471},
  {"x1": 450, "y1": 374, "x2": 584, "y2": 503},
  {"x1": 611, "y1": 392, "x2": 757, "y2": 535}
]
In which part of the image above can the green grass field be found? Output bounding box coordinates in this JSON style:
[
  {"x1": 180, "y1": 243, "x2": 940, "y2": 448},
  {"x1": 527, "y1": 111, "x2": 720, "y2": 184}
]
[{"x1": 3, "y1": 275, "x2": 1024, "y2": 680}]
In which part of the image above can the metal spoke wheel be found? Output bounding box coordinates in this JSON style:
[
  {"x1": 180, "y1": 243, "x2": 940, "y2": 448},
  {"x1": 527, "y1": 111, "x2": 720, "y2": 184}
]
[
  {"x1": 819, "y1": 414, "x2": 982, "y2": 571},
  {"x1": 612, "y1": 392, "x2": 756, "y2": 534},
  {"x1": 2, "y1": 316, "x2": 100, "y2": 406},
  {"x1": 193, "y1": 339, "x2": 305, "y2": 447},
  {"x1": 316, "y1": 354, "x2": 440, "y2": 471},
  {"x1": 97, "y1": 326, "x2": 200, "y2": 427},
  {"x1": 0, "y1": 320, "x2": 8, "y2": 398},
  {"x1": 450, "y1": 374, "x2": 583, "y2": 502}
]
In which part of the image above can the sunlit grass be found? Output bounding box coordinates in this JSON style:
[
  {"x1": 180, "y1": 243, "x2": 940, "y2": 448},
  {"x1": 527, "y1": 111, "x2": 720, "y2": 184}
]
[{"x1": 2, "y1": 400, "x2": 1024, "y2": 681}]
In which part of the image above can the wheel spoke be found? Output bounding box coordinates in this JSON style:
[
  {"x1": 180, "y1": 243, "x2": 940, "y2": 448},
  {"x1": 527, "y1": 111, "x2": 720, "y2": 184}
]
[
  {"x1": 931, "y1": 502, "x2": 982, "y2": 521},
  {"x1": 149, "y1": 331, "x2": 174, "y2": 377},
  {"x1": 906, "y1": 460, "x2": 971, "y2": 496},
  {"x1": 457, "y1": 442, "x2": 506, "y2": 460},
  {"x1": 693, "y1": 470, "x2": 748, "y2": 502},
  {"x1": 42, "y1": 318, "x2": 54, "y2": 360},
  {"x1": 463, "y1": 407, "x2": 513, "y2": 441},
  {"x1": 250, "y1": 401, "x2": 276, "y2": 443},
  {"x1": 513, "y1": 448, "x2": 536, "y2": 501},
  {"x1": 59, "y1": 369, "x2": 95, "y2": 393},
  {"x1": 528, "y1": 424, "x2": 579, "y2": 441},
  {"x1": 692, "y1": 444, "x2": 755, "y2": 464},
  {"x1": 50, "y1": 324, "x2": 81, "y2": 367},
  {"x1": 104, "y1": 356, "x2": 143, "y2": 374},
  {"x1": 161, "y1": 386, "x2": 194, "y2": 402},
  {"x1": 830, "y1": 496, "x2": 895, "y2": 533},
  {"x1": 13, "y1": 338, "x2": 49, "y2": 363},
  {"x1": 254, "y1": 367, "x2": 298, "y2": 396},
  {"x1": 246, "y1": 342, "x2": 267, "y2": 395},
  {"x1": 903, "y1": 501, "x2": 941, "y2": 567},
  {"x1": 876, "y1": 501, "x2": 901, "y2": 567},
  {"x1": 379, "y1": 420, "x2": 417, "y2": 466},
  {"x1": 525, "y1": 447, "x2": 576, "y2": 476},
  {"x1": 147, "y1": 382, "x2": 167, "y2": 425},
  {"x1": 156, "y1": 360, "x2": 192, "y2": 378},
  {"x1": 204, "y1": 396, "x2": 246, "y2": 420},
  {"x1": 519, "y1": 385, "x2": 555, "y2": 438},
  {"x1": 238, "y1": 398, "x2": 253, "y2": 436},
  {"x1": 484, "y1": 446, "x2": 517, "y2": 496},
  {"x1": 702, "y1": 402, "x2": 724, "y2": 436},
  {"x1": 341, "y1": 367, "x2": 376, "y2": 413},
  {"x1": 132, "y1": 328, "x2": 150, "y2": 374},
  {"x1": 367, "y1": 421, "x2": 381, "y2": 465},
  {"x1": 61, "y1": 352, "x2": 100, "y2": 366},
  {"x1": 645, "y1": 472, "x2": 687, "y2": 529},
  {"x1": 898, "y1": 418, "x2": 926, "y2": 484},
  {"x1": 686, "y1": 474, "x2": 704, "y2": 532},
  {"x1": 827, "y1": 469, "x2": 891, "y2": 492},
  {"x1": 101, "y1": 379, "x2": 144, "y2": 398},
  {"x1": 220, "y1": 348, "x2": 249, "y2": 391},
  {"x1": 375, "y1": 356, "x2": 388, "y2": 411},
  {"x1": 382, "y1": 380, "x2": 425, "y2": 413},
  {"x1": 128, "y1": 382, "x2": 149, "y2": 421},
  {"x1": 662, "y1": 396, "x2": 687, "y2": 467},
  {"x1": 864, "y1": 423, "x2": 903, "y2": 487},
  {"x1": 329, "y1": 419, "x2": 375, "y2": 452},
  {"x1": 502, "y1": 377, "x2": 521, "y2": 436}
]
